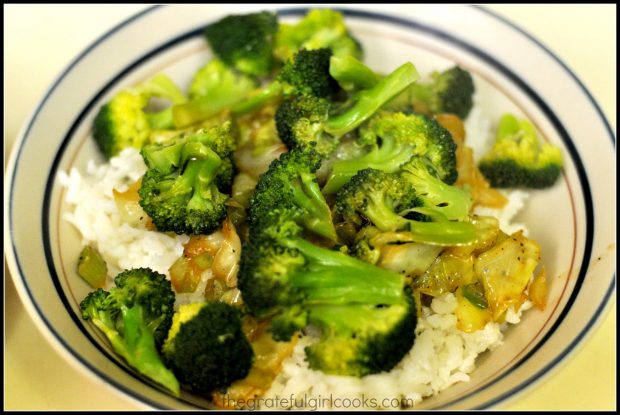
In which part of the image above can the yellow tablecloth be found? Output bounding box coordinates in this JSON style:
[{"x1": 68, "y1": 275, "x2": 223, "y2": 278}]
[{"x1": 5, "y1": 4, "x2": 616, "y2": 410}]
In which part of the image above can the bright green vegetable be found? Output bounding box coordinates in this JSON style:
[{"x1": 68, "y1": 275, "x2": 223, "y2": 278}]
[
  {"x1": 162, "y1": 302, "x2": 254, "y2": 394},
  {"x1": 79, "y1": 268, "x2": 179, "y2": 395},
  {"x1": 77, "y1": 245, "x2": 108, "y2": 288},
  {"x1": 93, "y1": 74, "x2": 186, "y2": 158},
  {"x1": 204, "y1": 11, "x2": 278, "y2": 77},
  {"x1": 478, "y1": 114, "x2": 563, "y2": 188}
]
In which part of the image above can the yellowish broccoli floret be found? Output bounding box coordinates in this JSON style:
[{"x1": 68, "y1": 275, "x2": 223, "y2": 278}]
[{"x1": 478, "y1": 113, "x2": 563, "y2": 188}]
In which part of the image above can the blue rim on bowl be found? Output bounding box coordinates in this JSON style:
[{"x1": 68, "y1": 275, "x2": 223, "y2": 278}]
[{"x1": 6, "y1": 5, "x2": 616, "y2": 409}]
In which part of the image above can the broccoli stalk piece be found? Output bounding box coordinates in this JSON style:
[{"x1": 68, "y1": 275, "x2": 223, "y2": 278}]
[
  {"x1": 238, "y1": 228, "x2": 416, "y2": 377},
  {"x1": 79, "y1": 268, "x2": 179, "y2": 396},
  {"x1": 335, "y1": 169, "x2": 478, "y2": 246},
  {"x1": 389, "y1": 66, "x2": 475, "y2": 119},
  {"x1": 276, "y1": 62, "x2": 419, "y2": 156},
  {"x1": 329, "y1": 55, "x2": 381, "y2": 91},
  {"x1": 323, "y1": 111, "x2": 457, "y2": 195},
  {"x1": 93, "y1": 74, "x2": 186, "y2": 159},
  {"x1": 204, "y1": 11, "x2": 278, "y2": 77},
  {"x1": 173, "y1": 60, "x2": 256, "y2": 128},
  {"x1": 478, "y1": 114, "x2": 563, "y2": 188},
  {"x1": 274, "y1": 9, "x2": 363, "y2": 63},
  {"x1": 249, "y1": 148, "x2": 336, "y2": 242},
  {"x1": 162, "y1": 302, "x2": 254, "y2": 394},
  {"x1": 325, "y1": 62, "x2": 420, "y2": 137},
  {"x1": 139, "y1": 126, "x2": 235, "y2": 234}
]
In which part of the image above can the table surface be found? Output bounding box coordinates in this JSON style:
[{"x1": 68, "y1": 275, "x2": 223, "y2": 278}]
[{"x1": 5, "y1": 4, "x2": 616, "y2": 411}]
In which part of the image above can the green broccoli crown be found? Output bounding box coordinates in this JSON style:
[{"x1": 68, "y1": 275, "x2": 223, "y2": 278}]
[
  {"x1": 248, "y1": 148, "x2": 336, "y2": 241},
  {"x1": 237, "y1": 227, "x2": 416, "y2": 376},
  {"x1": 79, "y1": 268, "x2": 179, "y2": 395},
  {"x1": 305, "y1": 293, "x2": 416, "y2": 376},
  {"x1": 428, "y1": 66, "x2": 475, "y2": 119},
  {"x1": 275, "y1": 61, "x2": 419, "y2": 159},
  {"x1": 322, "y1": 111, "x2": 457, "y2": 195},
  {"x1": 278, "y1": 48, "x2": 340, "y2": 99},
  {"x1": 275, "y1": 95, "x2": 336, "y2": 155},
  {"x1": 163, "y1": 302, "x2": 254, "y2": 394},
  {"x1": 139, "y1": 131, "x2": 231, "y2": 235},
  {"x1": 360, "y1": 111, "x2": 458, "y2": 183},
  {"x1": 80, "y1": 288, "x2": 116, "y2": 324},
  {"x1": 335, "y1": 168, "x2": 478, "y2": 246},
  {"x1": 274, "y1": 9, "x2": 363, "y2": 63},
  {"x1": 238, "y1": 229, "x2": 408, "y2": 326},
  {"x1": 399, "y1": 156, "x2": 472, "y2": 221},
  {"x1": 174, "y1": 60, "x2": 256, "y2": 128},
  {"x1": 204, "y1": 11, "x2": 277, "y2": 77},
  {"x1": 93, "y1": 74, "x2": 186, "y2": 159},
  {"x1": 93, "y1": 93, "x2": 150, "y2": 159},
  {"x1": 112, "y1": 268, "x2": 176, "y2": 347},
  {"x1": 335, "y1": 168, "x2": 418, "y2": 230},
  {"x1": 478, "y1": 113, "x2": 563, "y2": 188}
]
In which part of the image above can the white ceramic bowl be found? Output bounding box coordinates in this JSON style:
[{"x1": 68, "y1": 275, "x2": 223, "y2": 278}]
[{"x1": 5, "y1": 5, "x2": 616, "y2": 410}]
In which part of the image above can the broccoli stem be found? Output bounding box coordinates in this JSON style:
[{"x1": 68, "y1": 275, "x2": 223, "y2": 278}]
[
  {"x1": 182, "y1": 154, "x2": 222, "y2": 211},
  {"x1": 145, "y1": 108, "x2": 176, "y2": 130},
  {"x1": 282, "y1": 237, "x2": 405, "y2": 305},
  {"x1": 362, "y1": 195, "x2": 478, "y2": 246},
  {"x1": 120, "y1": 306, "x2": 180, "y2": 396},
  {"x1": 329, "y1": 55, "x2": 380, "y2": 90},
  {"x1": 324, "y1": 62, "x2": 419, "y2": 138},
  {"x1": 172, "y1": 95, "x2": 237, "y2": 128},
  {"x1": 232, "y1": 81, "x2": 283, "y2": 115},
  {"x1": 406, "y1": 220, "x2": 478, "y2": 246},
  {"x1": 289, "y1": 172, "x2": 337, "y2": 241},
  {"x1": 134, "y1": 73, "x2": 187, "y2": 105},
  {"x1": 322, "y1": 135, "x2": 413, "y2": 195}
]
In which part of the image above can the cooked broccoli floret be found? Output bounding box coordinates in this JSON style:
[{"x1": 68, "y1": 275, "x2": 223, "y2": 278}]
[
  {"x1": 399, "y1": 157, "x2": 472, "y2": 222},
  {"x1": 139, "y1": 125, "x2": 236, "y2": 234},
  {"x1": 204, "y1": 11, "x2": 278, "y2": 77},
  {"x1": 248, "y1": 148, "x2": 336, "y2": 241},
  {"x1": 335, "y1": 169, "x2": 478, "y2": 245},
  {"x1": 278, "y1": 48, "x2": 340, "y2": 99},
  {"x1": 79, "y1": 268, "x2": 179, "y2": 395},
  {"x1": 322, "y1": 111, "x2": 457, "y2": 195},
  {"x1": 237, "y1": 225, "x2": 416, "y2": 376},
  {"x1": 304, "y1": 296, "x2": 416, "y2": 376},
  {"x1": 93, "y1": 74, "x2": 186, "y2": 159},
  {"x1": 173, "y1": 59, "x2": 256, "y2": 128},
  {"x1": 276, "y1": 62, "x2": 419, "y2": 156},
  {"x1": 162, "y1": 302, "x2": 254, "y2": 394},
  {"x1": 478, "y1": 114, "x2": 563, "y2": 188},
  {"x1": 275, "y1": 95, "x2": 335, "y2": 155},
  {"x1": 232, "y1": 48, "x2": 340, "y2": 116},
  {"x1": 390, "y1": 66, "x2": 474, "y2": 119},
  {"x1": 274, "y1": 9, "x2": 363, "y2": 63}
]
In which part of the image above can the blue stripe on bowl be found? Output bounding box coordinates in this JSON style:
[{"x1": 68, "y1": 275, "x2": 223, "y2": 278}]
[{"x1": 7, "y1": 4, "x2": 613, "y2": 410}]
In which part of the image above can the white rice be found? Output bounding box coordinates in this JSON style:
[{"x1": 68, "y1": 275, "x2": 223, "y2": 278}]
[
  {"x1": 59, "y1": 109, "x2": 532, "y2": 409},
  {"x1": 262, "y1": 294, "x2": 529, "y2": 410},
  {"x1": 58, "y1": 148, "x2": 189, "y2": 286}
]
